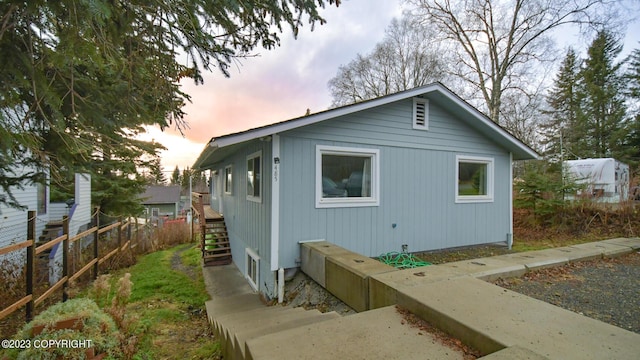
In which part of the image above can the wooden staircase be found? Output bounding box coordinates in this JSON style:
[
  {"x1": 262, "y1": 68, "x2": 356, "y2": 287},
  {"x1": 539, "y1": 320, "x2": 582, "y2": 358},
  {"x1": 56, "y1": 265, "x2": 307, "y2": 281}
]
[
  {"x1": 38, "y1": 220, "x2": 63, "y2": 245},
  {"x1": 202, "y1": 217, "x2": 232, "y2": 266},
  {"x1": 192, "y1": 192, "x2": 232, "y2": 266}
]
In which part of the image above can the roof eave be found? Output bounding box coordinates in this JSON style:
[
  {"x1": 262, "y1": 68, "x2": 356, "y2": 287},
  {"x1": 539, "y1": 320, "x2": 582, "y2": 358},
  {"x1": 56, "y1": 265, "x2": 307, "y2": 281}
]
[{"x1": 193, "y1": 82, "x2": 540, "y2": 167}]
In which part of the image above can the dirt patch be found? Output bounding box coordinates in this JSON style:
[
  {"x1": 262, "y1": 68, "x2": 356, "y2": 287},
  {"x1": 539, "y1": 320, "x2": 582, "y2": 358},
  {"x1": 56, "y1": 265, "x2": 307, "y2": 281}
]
[
  {"x1": 494, "y1": 251, "x2": 640, "y2": 334},
  {"x1": 170, "y1": 246, "x2": 197, "y2": 281},
  {"x1": 414, "y1": 243, "x2": 513, "y2": 264},
  {"x1": 148, "y1": 306, "x2": 214, "y2": 359}
]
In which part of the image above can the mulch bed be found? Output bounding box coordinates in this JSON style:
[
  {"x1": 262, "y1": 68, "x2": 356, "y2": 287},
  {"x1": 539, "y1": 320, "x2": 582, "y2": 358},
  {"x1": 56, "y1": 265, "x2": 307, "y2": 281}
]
[{"x1": 493, "y1": 251, "x2": 640, "y2": 334}]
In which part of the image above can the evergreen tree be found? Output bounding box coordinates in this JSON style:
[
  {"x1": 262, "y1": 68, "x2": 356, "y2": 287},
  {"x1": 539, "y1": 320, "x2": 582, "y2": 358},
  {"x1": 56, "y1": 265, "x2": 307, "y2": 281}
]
[
  {"x1": 180, "y1": 167, "x2": 191, "y2": 194},
  {"x1": 145, "y1": 156, "x2": 167, "y2": 185},
  {"x1": 575, "y1": 30, "x2": 628, "y2": 160},
  {"x1": 625, "y1": 47, "x2": 640, "y2": 165},
  {"x1": 0, "y1": 0, "x2": 340, "y2": 211},
  {"x1": 542, "y1": 49, "x2": 582, "y2": 161},
  {"x1": 171, "y1": 166, "x2": 181, "y2": 185}
]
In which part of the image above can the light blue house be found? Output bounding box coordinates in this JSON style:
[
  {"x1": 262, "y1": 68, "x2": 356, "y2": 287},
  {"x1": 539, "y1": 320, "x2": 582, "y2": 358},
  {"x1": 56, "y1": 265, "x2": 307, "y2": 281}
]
[{"x1": 193, "y1": 83, "x2": 539, "y2": 296}]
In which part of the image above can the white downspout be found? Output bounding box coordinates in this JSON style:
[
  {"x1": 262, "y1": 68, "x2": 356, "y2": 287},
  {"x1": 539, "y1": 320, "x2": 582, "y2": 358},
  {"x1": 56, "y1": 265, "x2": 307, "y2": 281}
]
[{"x1": 278, "y1": 267, "x2": 284, "y2": 303}]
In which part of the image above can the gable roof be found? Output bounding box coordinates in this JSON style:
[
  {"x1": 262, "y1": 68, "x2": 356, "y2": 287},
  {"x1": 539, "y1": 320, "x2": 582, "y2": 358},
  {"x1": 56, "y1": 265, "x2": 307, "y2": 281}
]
[
  {"x1": 193, "y1": 82, "x2": 540, "y2": 169},
  {"x1": 140, "y1": 185, "x2": 181, "y2": 205}
]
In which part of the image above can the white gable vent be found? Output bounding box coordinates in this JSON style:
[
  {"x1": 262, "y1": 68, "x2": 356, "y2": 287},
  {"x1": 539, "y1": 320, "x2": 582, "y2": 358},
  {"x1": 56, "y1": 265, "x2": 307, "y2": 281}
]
[{"x1": 413, "y1": 98, "x2": 429, "y2": 130}]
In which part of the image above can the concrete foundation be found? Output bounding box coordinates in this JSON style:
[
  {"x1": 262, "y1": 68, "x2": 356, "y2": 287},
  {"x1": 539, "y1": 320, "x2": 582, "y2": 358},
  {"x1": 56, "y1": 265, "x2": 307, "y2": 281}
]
[
  {"x1": 325, "y1": 253, "x2": 396, "y2": 312},
  {"x1": 300, "y1": 240, "x2": 353, "y2": 287}
]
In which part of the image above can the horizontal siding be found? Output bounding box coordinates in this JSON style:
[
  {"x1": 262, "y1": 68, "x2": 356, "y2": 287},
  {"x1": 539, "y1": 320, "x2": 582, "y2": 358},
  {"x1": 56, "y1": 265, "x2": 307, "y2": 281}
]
[
  {"x1": 277, "y1": 98, "x2": 512, "y2": 268},
  {"x1": 0, "y1": 168, "x2": 49, "y2": 265}
]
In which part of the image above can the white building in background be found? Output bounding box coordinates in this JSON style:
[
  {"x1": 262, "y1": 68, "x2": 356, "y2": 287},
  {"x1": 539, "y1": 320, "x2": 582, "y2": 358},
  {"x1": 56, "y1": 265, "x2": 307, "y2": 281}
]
[
  {"x1": 564, "y1": 158, "x2": 629, "y2": 203},
  {"x1": 0, "y1": 170, "x2": 92, "y2": 283}
]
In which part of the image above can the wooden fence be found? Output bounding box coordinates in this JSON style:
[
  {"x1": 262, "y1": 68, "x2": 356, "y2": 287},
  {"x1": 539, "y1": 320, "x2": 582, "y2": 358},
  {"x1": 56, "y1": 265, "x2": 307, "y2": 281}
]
[{"x1": 0, "y1": 209, "x2": 144, "y2": 323}]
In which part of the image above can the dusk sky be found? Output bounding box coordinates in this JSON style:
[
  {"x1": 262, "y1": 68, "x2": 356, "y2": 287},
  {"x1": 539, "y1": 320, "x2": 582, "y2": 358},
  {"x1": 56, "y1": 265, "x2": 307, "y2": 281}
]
[{"x1": 140, "y1": 0, "x2": 640, "y2": 173}]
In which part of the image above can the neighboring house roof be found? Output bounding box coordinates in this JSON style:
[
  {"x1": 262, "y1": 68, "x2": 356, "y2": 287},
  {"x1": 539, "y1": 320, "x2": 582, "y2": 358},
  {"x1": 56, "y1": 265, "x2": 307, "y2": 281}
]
[
  {"x1": 193, "y1": 82, "x2": 540, "y2": 169},
  {"x1": 140, "y1": 185, "x2": 181, "y2": 205}
]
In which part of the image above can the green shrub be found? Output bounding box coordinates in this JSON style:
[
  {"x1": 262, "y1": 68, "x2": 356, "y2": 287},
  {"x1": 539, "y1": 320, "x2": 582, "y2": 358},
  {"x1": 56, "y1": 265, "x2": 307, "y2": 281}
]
[{"x1": 4, "y1": 298, "x2": 122, "y2": 360}]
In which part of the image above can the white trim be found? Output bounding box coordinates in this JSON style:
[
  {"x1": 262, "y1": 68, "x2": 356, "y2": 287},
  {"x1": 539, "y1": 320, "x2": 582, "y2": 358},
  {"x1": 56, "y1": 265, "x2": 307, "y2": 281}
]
[
  {"x1": 209, "y1": 169, "x2": 222, "y2": 203},
  {"x1": 270, "y1": 134, "x2": 280, "y2": 271},
  {"x1": 224, "y1": 165, "x2": 233, "y2": 195},
  {"x1": 508, "y1": 152, "x2": 513, "y2": 248},
  {"x1": 315, "y1": 145, "x2": 380, "y2": 208},
  {"x1": 412, "y1": 97, "x2": 429, "y2": 130},
  {"x1": 455, "y1": 155, "x2": 494, "y2": 203},
  {"x1": 245, "y1": 247, "x2": 260, "y2": 291},
  {"x1": 246, "y1": 151, "x2": 262, "y2": 203}
]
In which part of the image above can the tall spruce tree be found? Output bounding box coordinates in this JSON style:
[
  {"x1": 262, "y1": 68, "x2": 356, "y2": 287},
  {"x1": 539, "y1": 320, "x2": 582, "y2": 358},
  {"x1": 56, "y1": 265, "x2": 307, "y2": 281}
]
[
  {"x1": 171, "y1": 166, "x2": 181, "y2": 186},
  {"x1": 575, "y1": 30, "x2": 628, "y2": 160},
  {"x1": 0, "y1": 0, "x2": 340, "y2": 214},
  {"x1": 542, "y1": 48, "x2": 582, "y2": 160},
  {"x1": 625, "y1": 47, "x2": 640, "y2": 164},
  {"x1": 145, "y1": 156, "x2": 167, "y2": 185}
]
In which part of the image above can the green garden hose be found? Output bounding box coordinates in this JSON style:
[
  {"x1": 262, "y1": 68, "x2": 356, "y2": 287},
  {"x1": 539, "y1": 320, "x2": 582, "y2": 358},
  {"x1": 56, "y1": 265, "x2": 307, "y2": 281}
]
[{"x1": 378, "y1": 251, "x2": 431, "y2": 269}]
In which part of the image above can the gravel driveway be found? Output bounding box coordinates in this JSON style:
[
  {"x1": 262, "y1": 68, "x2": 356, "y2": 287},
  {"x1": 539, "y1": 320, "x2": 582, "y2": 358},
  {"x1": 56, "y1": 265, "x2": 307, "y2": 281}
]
[{"x1": 494, "y1": 251, "x2": 640, "y2": 334}]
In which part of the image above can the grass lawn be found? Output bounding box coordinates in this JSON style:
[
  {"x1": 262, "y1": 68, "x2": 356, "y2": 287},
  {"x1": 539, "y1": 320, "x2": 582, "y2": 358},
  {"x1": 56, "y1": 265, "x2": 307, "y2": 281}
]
[{"x1": 101, "y1": 243, "x2": 220, "y2": 359}]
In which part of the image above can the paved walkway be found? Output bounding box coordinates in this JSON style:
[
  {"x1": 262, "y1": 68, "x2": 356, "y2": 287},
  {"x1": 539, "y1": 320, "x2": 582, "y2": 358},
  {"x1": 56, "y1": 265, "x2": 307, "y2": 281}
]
[{"x1": 203, "y1": 238, "x2": 640, "y2": 359}]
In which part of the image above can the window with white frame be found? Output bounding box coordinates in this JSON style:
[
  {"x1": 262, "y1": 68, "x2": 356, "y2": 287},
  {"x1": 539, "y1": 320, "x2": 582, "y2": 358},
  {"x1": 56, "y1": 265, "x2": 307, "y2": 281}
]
[
  {"x1": 456, "y1": 155, "x2": 494, "y2": 203},
  {"x1": 224, "y1": 165, "x2": 233, "y2": 194},
  {"x1": 412, "y1": 97, "x2": 429, "y2": 130},
  {"x1": 316, "y1": 145, "x2": 379, "y2": 208},
  {"x1": 245, "y1": 248, "x2": 260, "y2": 290},
  {"x1": 246, "y1": 151, "x2": 261, "y2": 202}
]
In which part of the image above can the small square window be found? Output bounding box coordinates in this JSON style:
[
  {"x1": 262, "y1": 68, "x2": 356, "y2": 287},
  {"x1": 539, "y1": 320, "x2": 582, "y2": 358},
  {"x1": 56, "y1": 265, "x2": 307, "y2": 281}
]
[
  {"x1": 456, "y1": 155, "x2": 494, "y2": 203},
  {"x1": 245, "y1": 248, "x2": 260, "y2": 291},
  {"x1": 247, "y1": 151, "x2": 261, "y2": 202},
  {"x1": 224, "y1": 165, "x2": 233, "y2": 194}
]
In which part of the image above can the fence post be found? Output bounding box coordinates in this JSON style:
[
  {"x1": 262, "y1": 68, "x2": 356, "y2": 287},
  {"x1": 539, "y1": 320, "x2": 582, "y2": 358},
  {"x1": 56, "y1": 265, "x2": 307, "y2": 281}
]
[
  {"x1": 26, "y1": 210, "x2": 36, "y2": 322},
  {"x1": 92, "y1": 207, "x2": 100, "y2": 279},
  {"x1": 191, "y1": 210, "x2": 195, "y2": 242},
  {"x1": 62, "y1": 216, "x2": 69, "y2": 302},
  {"x1": 117, "y1": 216, "x2": 122, "y2": 250},
  {"x1": 135, "y1": 217, "x2": 139, "y2": 248},
  {"x1": 127, "y1": 217, "x2": 132, "y2": 250}
]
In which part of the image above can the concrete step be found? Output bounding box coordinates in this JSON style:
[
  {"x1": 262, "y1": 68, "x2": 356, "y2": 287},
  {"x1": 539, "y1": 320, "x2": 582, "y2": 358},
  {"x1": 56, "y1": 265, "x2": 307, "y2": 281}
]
[
  {"x1": 222, "y1": 308, "x2": 340, "y2": 359},
  {"x1": 205, "y1": 293, "x2": 263, "y2": 325},
  {"x1": 214, "y1": 305, "x2": 298, "y2": 342},
  {"x1": 397, "y1": 276, "x2": 640, "y2": 359},
  {"x1": 202, "y1": 264, "x2": 255, "y2": 298},
  {"x1": 233, "y1": 310, "x2": 341, "y2": 360},
  {"x1": 245, "y1": 306, "x2": 467, "y2": 360}
]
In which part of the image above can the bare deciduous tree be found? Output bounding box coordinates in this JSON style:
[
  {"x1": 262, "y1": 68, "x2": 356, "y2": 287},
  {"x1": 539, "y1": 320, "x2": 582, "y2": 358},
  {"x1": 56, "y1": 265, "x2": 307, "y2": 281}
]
[
  {"x1": 328, "y1": 16, "x2": 449, "y2": 107},
  {"x1": 406, "y1": 0, "x2": 617, "y2": 124}
]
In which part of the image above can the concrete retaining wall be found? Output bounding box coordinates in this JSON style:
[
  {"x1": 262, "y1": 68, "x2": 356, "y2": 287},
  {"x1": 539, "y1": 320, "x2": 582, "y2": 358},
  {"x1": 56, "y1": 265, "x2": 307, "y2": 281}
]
[{"x1": 300, "y1": 241, "x2": 396, "y2": 312}]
